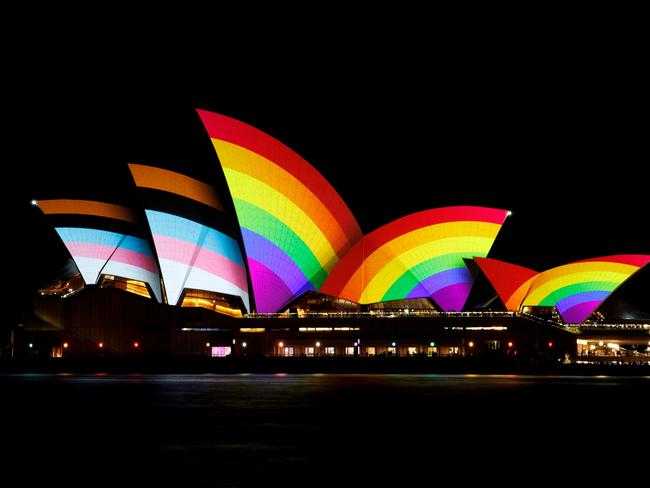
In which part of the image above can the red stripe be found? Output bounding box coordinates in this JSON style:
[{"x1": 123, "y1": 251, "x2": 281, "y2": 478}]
[
  {"x1": 473, "y1": 257, "x2": 537, "y2": 306},
  {"x1": 321, "y1": 207, "x2": 508, "y2": 296},
  {"x1": 196, "y1": 109, "x2": 362, "y2": 241},
  {"x1": 578, "y1": 254, "x2": 650, "y2": 268}
]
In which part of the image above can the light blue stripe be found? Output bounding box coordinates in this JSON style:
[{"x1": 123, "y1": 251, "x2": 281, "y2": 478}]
[{"x1": 145, "y1": 210, "x2": 243, "y2": 265}]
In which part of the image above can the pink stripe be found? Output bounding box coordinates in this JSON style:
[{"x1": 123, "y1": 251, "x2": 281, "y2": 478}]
[
  {"x1": 153, "y1": 234, "x2": 248, "y2": 290},
  {"x1": 65, "y1": 242, "x2": 157, "y2": 273}
]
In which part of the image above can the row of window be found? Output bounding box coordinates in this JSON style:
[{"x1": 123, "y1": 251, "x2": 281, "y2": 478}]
[{"x1": 279, "y1": 346, "x2": 443, "y2": 357}]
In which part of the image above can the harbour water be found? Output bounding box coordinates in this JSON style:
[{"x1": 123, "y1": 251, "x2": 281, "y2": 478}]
[{"x1": 3, "y1": 374, "x2": 647, "y2": 486}]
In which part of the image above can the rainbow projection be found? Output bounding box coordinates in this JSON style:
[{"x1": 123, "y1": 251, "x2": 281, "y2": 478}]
[
  {"x1": 129, "y1": 164, "x2": 249, "y2": 310},
  {"x1": 522, "y1": 255, "x2": 650, "y2": 323},
  {"x1": 321, "y1": 207, "x2": 509, "y2": 311},
  {"x1": 197, "y1": 109, "x2": 363, "y2": 313},
  {"x1": 36, "y1": 199, "x2": 162, "y2": 301},
  {"x1": 473, "y1": 257, "x2": 538, "y2": 311}
]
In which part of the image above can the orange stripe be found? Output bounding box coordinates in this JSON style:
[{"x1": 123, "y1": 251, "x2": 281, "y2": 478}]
[
  {"x1": 37, "y1": 200, "x2": 136, "y2": 223},
  {"x1": 129, "y1": 164, "x2": 223, "y2": 211}
]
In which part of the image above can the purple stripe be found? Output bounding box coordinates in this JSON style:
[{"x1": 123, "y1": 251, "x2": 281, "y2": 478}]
[
  {"x1": 241, "y1": 229, "x2": 309, "y2": 295},
  {"x1": 431, "y1": 283, "x2": 472, "y2": 312},
  {"x1": 407, "y1": 267, "x2": 473, "y2": 298},
  {"x1": 561, "y1": 300, "x2": 603, "y2": 324},
  {"x1": 248, "y1": 258, "x2": 295, "y2": 313},
  {"x1": 406, "y1": 283, "x2": 430, "y2": 299},
  {"x1": 556, "y1": 291, "x2": 609, "y2": 316}
]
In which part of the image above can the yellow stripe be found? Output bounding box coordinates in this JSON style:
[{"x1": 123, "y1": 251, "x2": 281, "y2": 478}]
[
  {"x1": 212, "y1": 139, "x2": 349, "y2": 252},
  {"x1": 129, "y1": 164, "x2": 223, "y2": 211},
  {"x1": 224, "y1": 168, "x2": 338, "y2": 269},
  {"x1": 37, "y1": 199, "x2": 136, "y2": 223},
  {"x1": 357, "y1": 221, "x2": 499, "y2": 283},
  {"x1": 523, "y1": 263, "x2": 637, "y2": 305},
  {"x1": 359, "y1": 235, "x2": 497, "y2": 303},
  {"x1": 340, "y1": 222, "x2": 501, "y2": 301}
]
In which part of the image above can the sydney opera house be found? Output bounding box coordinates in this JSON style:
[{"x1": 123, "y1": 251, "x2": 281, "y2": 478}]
[{"x1": 20, "y1": 110, "x2": 650, "y2": 362}]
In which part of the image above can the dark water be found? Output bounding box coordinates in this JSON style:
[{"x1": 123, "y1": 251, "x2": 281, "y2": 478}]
[{"x1": 2, "y1": 374, "x2": 647, "y2": 486}]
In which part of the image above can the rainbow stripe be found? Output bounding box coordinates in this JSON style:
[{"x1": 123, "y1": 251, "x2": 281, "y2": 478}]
[
  {"x1": 197, "y1": 109, "x2": 363, "y2": 313},
  {"x1": 145, "y1": 210, "x2": 249, "y2": 309},
  {"x1": 473, "y1": 258, "x2": 538, "y2": 311},
  {"x1": 321, "y1": 207, "x2": 509, "y2": 311},
  {"x1": 55, "y1": 228, "x2": 162, "y2": 301},
  {"x1": 522, "y1": 254, "x2": 650, "y2": 323}
]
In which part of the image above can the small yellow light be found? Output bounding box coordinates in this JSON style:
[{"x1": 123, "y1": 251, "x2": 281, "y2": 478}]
[
  {"x1": 278, "y1": 341, "x2": 284, "y2": 348},
  {"x1": 315, "y1": 341, "x2": 321, "y2": 347},
  {"x1": 507, "y1": 341, "x2": 513, "y2": 348},
  {"x1": 468, "y1": 341, "x2": 474, "y2": 348},
  {"x1": 206, "y1": 342, "x2": 211, "y2": 348},
  {"x1": 63, "y1": 342, "x2": 69, "y2": 349},
  {"x1": 98, "y1": 342, "x2": 104, "y2": 348}
]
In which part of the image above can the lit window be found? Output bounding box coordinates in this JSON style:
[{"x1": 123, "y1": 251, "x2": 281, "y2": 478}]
[
  {"x1": 211, "y1": 346, "x2": 232, "y2": 357},
  {"x1": 345, "y1": 347, "x2": 355, "y2": 356},
  {"x1": 387, "y1": 346, "x2": 396, "y2": 356},
  {"x1": 305, "y1": 346, "x2": 315, "y2": 357},
  {"x1": 324, "y1": 347, "x2": 335, "y2": 356},
  {"x1": 283, "y1": 346, "x2": 294, "y2": 357},
  {"x1": 407, "y1": 346, "x2": 417, "y2": 356},
  {"x1": 366, "y1": 347, "x2": 376, "y2": 356},
  {"x1": 427, "y1": 346, "x2": 437, "y2": 356}
]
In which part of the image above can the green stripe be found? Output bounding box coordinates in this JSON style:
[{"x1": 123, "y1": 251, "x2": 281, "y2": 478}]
[
  {"x1": 381, "y1": 252, "x2": 478, "y2": 301},
  {"x1": 539, "y1": 281, "x2": 619, "y2": 306},
  {"x1": 233, "y1": 198, "x2": 328, "y2": 288}
]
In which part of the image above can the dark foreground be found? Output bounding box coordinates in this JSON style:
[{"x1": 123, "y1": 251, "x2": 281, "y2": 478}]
[{"x1": 2, "y1": 373, "x2": 647, "y2": 486}]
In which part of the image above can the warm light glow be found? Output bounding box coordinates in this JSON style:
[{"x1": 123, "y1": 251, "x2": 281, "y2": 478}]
[
  {"x1": 63, "y1": 342, "x2": 69, "y2": 349},
  {"x1": 239, "y1": 328, "x2": 265, "y2": 333},
  {"x1": 31, "y1": 199, "x2": 38, "y2": 206},
  {"x1": 547, "y1": 341, "x2": 553, "y2": 348},
  {"x1": 353, "y1": 342, "x2": 358, "y2": 347},
  {"x1": 242, "y1": 342, "x2": 247, "y2": 348},
  {"x1": 315, "y1": 341, "x2": 321, "y2": 347},
  {"x1": 607, "y1": 343, "x2": 619, "y2": 350},
  {"x1": 507, "y1": 341, "x2": 513, "y2": 348},
  {"x1": 576, "y1": 339, "x2": 588, "y2": 345},
  {"x1": 98, "y1": 342, "x2": 104, "y2": 348},
  {"x1": 278, "y1": 341, "x2": 284, "y2": 348},
  {"x1": 468, "y1": 341, "x2": 474, "y2": 348},
  {"x1": 589, "y1": 344, "x2": 596, "y2": 350},
  {"x1": 133, "y1": 341, "x2": 140, "y2": 348},
  {"x1": 598, "y1": 341, "x2": 604, "y2": 346},
  {"x1": 206, "y1": 342, "x2": 211, "y2": 347}
]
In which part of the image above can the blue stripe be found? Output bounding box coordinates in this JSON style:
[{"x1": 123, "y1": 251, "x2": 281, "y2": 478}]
[{"x1": 145, "y1": 210, "x2": 243, "y2": 265}]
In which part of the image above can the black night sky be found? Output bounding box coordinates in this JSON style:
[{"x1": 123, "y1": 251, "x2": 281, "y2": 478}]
[{"x1": 6, "y1": 50, "x2": 649, "y2": 322}]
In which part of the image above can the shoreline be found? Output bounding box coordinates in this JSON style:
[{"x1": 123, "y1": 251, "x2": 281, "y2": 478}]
[{"x1": 2, "y1": 357, "x2": 649, "y2": 376}]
